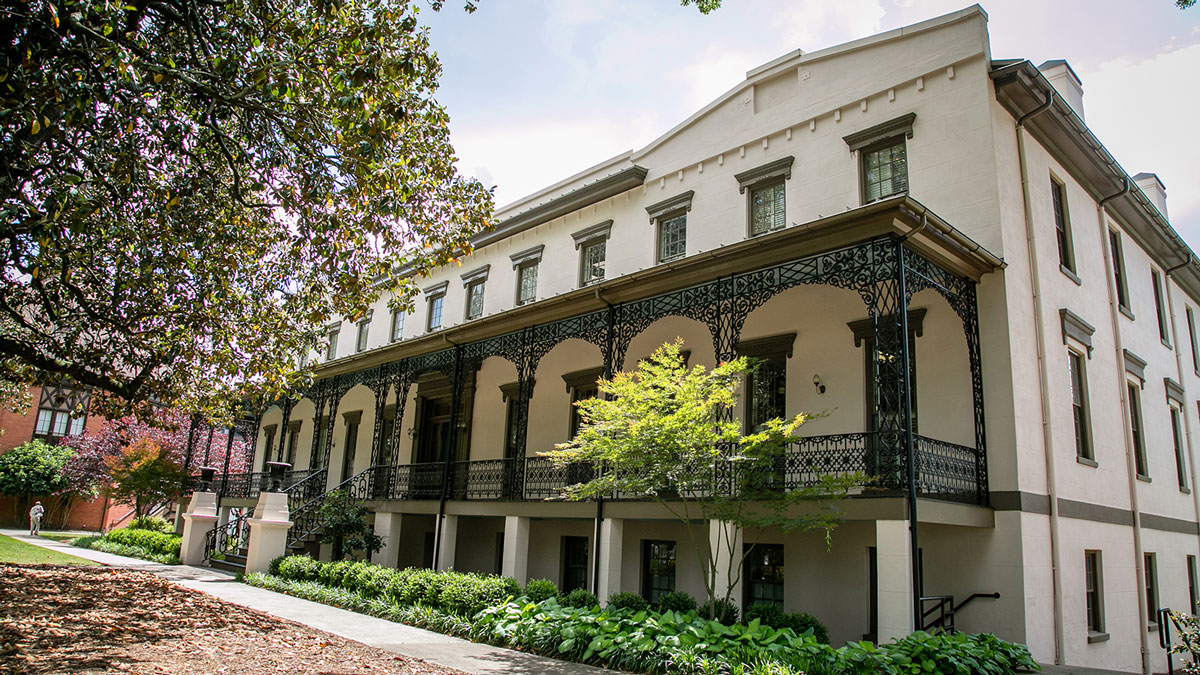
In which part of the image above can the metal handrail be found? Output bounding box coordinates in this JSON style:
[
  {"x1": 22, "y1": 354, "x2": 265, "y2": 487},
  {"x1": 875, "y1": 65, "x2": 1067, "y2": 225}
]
[{"x1": 204, "y1": 507, "x2": 254, "y2": 562}]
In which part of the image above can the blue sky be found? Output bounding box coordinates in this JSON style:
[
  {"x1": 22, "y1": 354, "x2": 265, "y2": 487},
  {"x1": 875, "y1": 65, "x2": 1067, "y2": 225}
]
[{"x1": 423, "y1": 1, "x2": 1200, "y2": 248}]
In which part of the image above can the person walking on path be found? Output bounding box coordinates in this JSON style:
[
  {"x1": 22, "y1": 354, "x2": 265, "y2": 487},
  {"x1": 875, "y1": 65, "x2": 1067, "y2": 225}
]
[{"x1": 29, "y1": 501, "x2": 44, "y2": 535}]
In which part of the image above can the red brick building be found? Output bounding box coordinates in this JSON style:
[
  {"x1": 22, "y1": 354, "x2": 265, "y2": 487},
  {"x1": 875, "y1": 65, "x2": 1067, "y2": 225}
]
[{"x1": 0, "y1": 384, "x2": 134, "y2": 531}]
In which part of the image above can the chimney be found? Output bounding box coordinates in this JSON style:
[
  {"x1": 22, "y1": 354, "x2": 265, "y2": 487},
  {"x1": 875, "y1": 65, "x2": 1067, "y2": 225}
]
[
  {"x1": 1133, "y1": 172, "x2": 1169, "y2": 221},
  {"x1": 1038, "y1": 60, "x2": 1085, "y2": 122}
]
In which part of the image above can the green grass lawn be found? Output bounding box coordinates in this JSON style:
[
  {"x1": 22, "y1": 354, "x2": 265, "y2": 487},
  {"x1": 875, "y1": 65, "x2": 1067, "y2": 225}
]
[
  {"x1": 38, "y1": 532, "x2": 81, "y2": 543},
  {"x1": 0, "y1": 534, "x2": 97, "y2": 565}
]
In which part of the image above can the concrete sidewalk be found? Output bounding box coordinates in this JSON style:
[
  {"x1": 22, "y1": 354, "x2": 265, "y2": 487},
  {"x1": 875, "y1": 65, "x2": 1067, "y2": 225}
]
[{"x1": 3, "y1": 528, "x2": 606, "y2": 675}]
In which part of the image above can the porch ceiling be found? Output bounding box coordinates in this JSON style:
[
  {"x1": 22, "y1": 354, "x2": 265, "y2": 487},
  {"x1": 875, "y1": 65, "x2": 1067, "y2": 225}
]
[{"x1": 318, "y1": 197, "x2": 1002, "y2": 378}]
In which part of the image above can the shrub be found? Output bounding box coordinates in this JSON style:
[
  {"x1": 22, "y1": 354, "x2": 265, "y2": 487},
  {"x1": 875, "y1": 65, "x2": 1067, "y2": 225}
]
[
  {"x1": 129, "y1": 515, "x2": 174, "y2": 533},
  {"x1": 86, "y1": 538, "x2": 179, "y2": 564},
  {"x1": 104, "y1": 527, "x2": 181, "y2": 558},
  {"x1": 268, "y1": 555, "x2": 287, "y2": 577},
  {"x1": 784, "y1": 612, "x2": 828, "y2": 644},
  {"x1": 561, "y1": 588, "x2": 599, "y2": 609},
  {"x1": 744, "y1": 602, "x2": 788, "y2": 628},
  {"x1": 700, "y1": 598, "x2": 739, "y2": 626},
  {"x1": 657, "y1": 591, "x2": 697, "y2": 614},
  {"x1": 524, "y1": 578, "x2": 559, "y2": 603},
  {"x1": 607, "y1": 591, "x2": 649, "y2": 612}
]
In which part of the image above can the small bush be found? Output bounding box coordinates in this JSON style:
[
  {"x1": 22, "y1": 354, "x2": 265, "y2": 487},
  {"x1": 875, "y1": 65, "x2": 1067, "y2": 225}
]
[
  {"x1": 744, "y1": 602, "x2": 788, "y2": 628},
  {"x1": 657, "y1": 591, "x2": 697, "y2": 614},
  {"x1": 700, "y1": 598, "x2": 739, "y2": 625},
  {"x1": 129, "y1": 515, "x2": 174, "y2": 533},
  {"x1": 607, "y1": 591, "x2": 649, "y2": 612},
  {"x1": 103, "y1": 527, "x2": 181, "y2": 558},
  {"x1": 268, "y1": 555, "x2": 287, "y2": 578},
  {"x1": 561, "y1": 588, "x2": 599, "y2": 609},
  {"x1": 784, "y1": 612, "x2": 828, "y2": 644},
  {"x1": 524, "y1": 578, "x2": 559, "y2": 603}
]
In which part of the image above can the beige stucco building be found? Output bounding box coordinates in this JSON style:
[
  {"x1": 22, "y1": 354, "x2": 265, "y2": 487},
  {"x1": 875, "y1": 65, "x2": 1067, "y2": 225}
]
[{"x1": 205, "y1": 7, "x2": 1198, "y2": 673}]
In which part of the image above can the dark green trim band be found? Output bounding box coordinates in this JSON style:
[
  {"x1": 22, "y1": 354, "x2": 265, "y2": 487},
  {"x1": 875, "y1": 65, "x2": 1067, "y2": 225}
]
[{"x1": 991, "y1": 491, "x2": 1200, "y2": 534}]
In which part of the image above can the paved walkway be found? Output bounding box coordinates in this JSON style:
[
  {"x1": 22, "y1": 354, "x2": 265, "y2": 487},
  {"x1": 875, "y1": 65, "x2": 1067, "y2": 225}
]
[
  {"x1": 1040, "y1": 666, "x2": 1145, "y2": 675},
  {"x1": 3, "y1": 528, "x2": 605, "y2": 675}
]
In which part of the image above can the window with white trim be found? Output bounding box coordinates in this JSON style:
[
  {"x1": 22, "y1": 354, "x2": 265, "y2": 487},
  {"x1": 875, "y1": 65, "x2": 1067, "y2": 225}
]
[
  {"x1": 390, "y1": 309, "x2": 405, "y2": 342},
  {"x1": 32, "y1": 384, "x2": 89, "y2": 440}
]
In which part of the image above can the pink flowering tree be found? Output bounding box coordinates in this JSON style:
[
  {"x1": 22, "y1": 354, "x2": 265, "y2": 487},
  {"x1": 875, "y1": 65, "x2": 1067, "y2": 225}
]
[{"x1": 60, "y1": 409, "x2": 252, "y2": 502}]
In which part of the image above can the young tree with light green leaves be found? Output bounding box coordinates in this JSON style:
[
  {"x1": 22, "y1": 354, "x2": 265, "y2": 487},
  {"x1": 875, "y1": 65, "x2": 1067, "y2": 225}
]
[{"x1": 544, "y1": 340, "x2": 865, "y2": 614}]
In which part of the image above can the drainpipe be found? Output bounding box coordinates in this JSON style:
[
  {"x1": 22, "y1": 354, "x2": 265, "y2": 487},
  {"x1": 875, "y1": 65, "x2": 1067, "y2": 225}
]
[
  {"x1": 1014, "y1": 89, "x2": 1066, "y2": 666},
  {"x1": 1164, "y1": 251, "x2": 1200, "y2": 610},
  {"x1": 1096, "y1": 177, "x2": 1152, "y2": 674}
]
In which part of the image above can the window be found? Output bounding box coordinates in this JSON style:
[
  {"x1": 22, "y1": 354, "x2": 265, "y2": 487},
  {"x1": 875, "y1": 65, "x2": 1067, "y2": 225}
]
[
  {"x1": 861, "y1": 138, "x2": 909, "y2": 203},
  {"x1": 851, "y1": 312, "x2": 923, "y2": 436},
  {"x1": 1051, "y1": 178, "x2": 1075, "y2": 274},
  {"x1": 1068, "y1": 351, "x2": 1092, "y2": 461},
  {"x1": 747, "y1": 357, "x2": 787, "y2": 433},
  {"x1": 32, "y1": 384, "x2": 89, "y2": 441},
  {"x1": 427, "y1": 295, "x2": 444, "y2": 331},
  {"x1": 642, "y1": 540, "x2": 676, "y2": 604},
  {"x1": 355, "y1": 317, "x2": 370, "y2": 353},
  {"x1": 1189, "y1": 555, "x2": 1199, "y2": 616},
  {"x1": 1153, "y1": 270, "x2": 1170, "y2": 345},
  {"x1": 562, "y1": 536, "x2": 589, "y2": 593},
  {"x1": 749, "y1": 181, "x2": 785, "y2": 236},
  {"x1": 581, "y1": 240, "x2": 606, "y2": 286},
  {"x1": 313, "y1": 416, "x2": 330, "y2": 468},
  {"x1": 1145, "y1": 553, "x2": 1159, "y2": 626},
  {"x1": 341, "y1": 412, "x2": 360, "y2": 482},
  {"x1": 465, "y1": 280, "x2": 485, "y2": 320},
  {"x1": 564, "y1": 368, "x2": 603, "y2": 439},
  {"x1": 658, "y1": 212, "x2": 687, "y2": 262},
  {"x1": 1110, "y1": 231, "x2": 1130, "y2": 312},
  {"x1": 285, "y1": 423, "x2": 301, "y2": 467},
  {"x1": 390, "y1": 309, "x2": 405, "y2": 342},
  {"x1": 1085, "y1": 550, "x2": 1104, "y2": 635},
  {"x1": 572, "y1": 221, "x2": 611, "y2": 288},
  {"x1": 1189, "y1": 308, "x2": 1200, "y2": 374},
  {"x1": 1129, "y1": 383, "x2": 1148, "y2": 478},
  {"x1": 517, "y1": 262, "x2": 538, "y2": 306},
  {"x1": 325, "y1": 328, "x2": 339, "y2": 361},
  {"x1": 744, "y1": 543, "x2": 785, "y2": 608},
  {"x1": 1172, "y1": 407, "x2": 1188, "y2": 491},
  {"x1": 262, "y1": 426, "x2": 277, "y2": 470}
]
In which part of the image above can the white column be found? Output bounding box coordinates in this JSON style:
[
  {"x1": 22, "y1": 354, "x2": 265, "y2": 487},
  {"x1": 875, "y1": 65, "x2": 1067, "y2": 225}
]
[
  {"x1": 180, "y1": 492, "x2": 219, "y2": 566},
  {"x1": 502, "y1": 516, "x2": 531, "y2": 583},
  {"x1": 245, "y1": 492, "x2": 293, "y2": 575},
  {"x1": 876, "y1": 519, "x2": 915, "y2": 643},
  {"x1": 372, "y1": 512, "x2": 403, "y2": 567},
  {"x1": 217, "y1": 505, "x2": 232, "y2": 532},
  {"x1": 709, "y1": 520, "x2": 744, "y2": 610},
  {"x1": 597, "y1": 518, "x2": 624, "y2": 603},
  {"x1": 435, "y1": 514, "x2": 458, "y2": 571}
]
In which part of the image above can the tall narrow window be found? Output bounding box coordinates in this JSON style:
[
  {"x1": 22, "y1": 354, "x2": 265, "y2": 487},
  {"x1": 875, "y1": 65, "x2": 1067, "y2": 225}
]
[
  {"x1": 356, "y1": 317, "x2": 370, "y2": 353},
  {"x1": 1068, "y1": 351, "x2": 1092, "y2": 461},
  {"x1": 1145, "y1": 553, "x2": 1159, "y2": 625},
  {"x1": 744, "y1": 543, "x2": 785, "y2": 608},
  {"x1": 1189, "y1": 308, "x2": 1199, "y2": 374},
  {"x1": 390, "y1": 309, "x2": 405, "y2": 342},
  {"x1": 1085, "y1": 550, "x2": 1104, "y2": 635},
  {"x1": 1129, "y1": 383, "x2": 1148, "y2": 477},
  {"x1": 465, "y1": 280, "x2": 485, "y2": 320},
  {"x1": 642, "y1": 540, "x2": 676, "y2": 604},
  {"x1": 1153, "y1": 270, "x2": 1170, "y2": 345},
  {"x1": 1051, "y1": 178, "x2": 1075, "y2": 274},
  {"x1": 1172, "y1": 407, "x2": 1188, "y2": 491},
  {"x1": 1110, "y1": 231, "x2": 1130, "y2": 312},
  {"x1": 325, "y1": 328, "x2": 340, "y2": 361},
  {"x1": 581, "y1": 240, "x2": 606, "y2": 285},
  {"x1": 261, "y1": 427, "x2": 276, "y2": 472},
  {"x1": 749, "y1": 181, "x2": 786, "y2": 235},
  {"x1": 562, "y1": 536, "x2": 589, "y2": 593},
  {"x1": 862, "y1": 138, "x2": 909, "y2": 203},
  {"x1": 341, "y1": 413, "x2": 360, "y2": 482},
  {"x1": 427, "y1": 295, "x2": 444, "y2": 331},
  {"x1": 658, "y1": 212, "x2": 687, "y2": 262},
  {"x1": 747, "y1": 357, "x2": 787, "y2": 433},
  {"x1": 1189, "y1": 555, "x2": 1199, "y2": 616},
  {"x1": 517, "y1": 262, "x2": 538, "y2": 306},
  {"x1": 285, "y1": 423, "x2": 301, "y2": 467}
]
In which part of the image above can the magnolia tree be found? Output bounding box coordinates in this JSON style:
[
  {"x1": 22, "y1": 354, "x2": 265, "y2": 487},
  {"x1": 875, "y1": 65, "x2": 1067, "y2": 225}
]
[
  {"x1": 545, "y1": 340, "x2": 866, "y2": 613},
  {"x1": 59, "y1": 408, "x2": 250, "y2": 502}
]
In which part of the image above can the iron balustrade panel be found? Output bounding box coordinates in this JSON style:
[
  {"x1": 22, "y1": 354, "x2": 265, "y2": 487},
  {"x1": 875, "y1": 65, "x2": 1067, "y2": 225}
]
[
  {"x1": 219, "y1": 472, "x2": 272, "y2": 500},
  {"x1": 451, "y1": 458, "x2": 521, "y2": 500},
  {"x1": 205, "y1": 507, "x2": 254, "y2": 561},
  {"x1": 523, "y1": 458, "x2": 595, "y2": 500},
  {"x1": 284, "y1": 468, "x2": 328, "y2": 509},
  {"x1": 391, "y1": 462, "x2": 447, "y2": 501},
  {"x1": 913, "y1": 435, "x2": 982, "y2": 504},
  {"x1": 783, "y1": 433, "x2": 875, "y2": 490}
]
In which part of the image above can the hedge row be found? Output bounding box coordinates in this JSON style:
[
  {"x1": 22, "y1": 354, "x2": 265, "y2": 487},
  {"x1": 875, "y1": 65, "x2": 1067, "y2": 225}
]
[
  {"x1": 104, "y1": 527, "x2": 182, "y2": 558},
  {"x1": 272, "y1": 555, "x2": 520, "y2": 618}
]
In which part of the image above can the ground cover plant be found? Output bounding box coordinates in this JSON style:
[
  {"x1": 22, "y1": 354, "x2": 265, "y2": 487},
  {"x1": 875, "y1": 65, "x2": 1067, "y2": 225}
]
[
  {"x1": 250, "y1": 555, "x2": 1038, "y2": 675},
  {"x1": 71, "y1": 522, "x2": 181, "y2": 564}
]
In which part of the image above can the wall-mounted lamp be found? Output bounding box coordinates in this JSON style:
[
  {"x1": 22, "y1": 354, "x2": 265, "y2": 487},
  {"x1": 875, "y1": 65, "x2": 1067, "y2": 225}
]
[
  {"x1": 406, "y1": 427, "x2": 416, "y2": 439},
  {"x1": 812, "y1": 374, "x2": 826, "y2": 395}
]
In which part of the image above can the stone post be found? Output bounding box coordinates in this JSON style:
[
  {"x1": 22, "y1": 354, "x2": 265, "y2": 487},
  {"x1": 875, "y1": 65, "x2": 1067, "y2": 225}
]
[
  {"x1": 180, "y1": 491, "x2": 219, "y2": 566},
  {"x1": 876, "y1": 519, "x2": 915, "y2": 642},
  {"x1": 597, "y1": 518, "x2": 624, "y2": 603},
  {"x1": 709, "y1": 520, "x2": 744, "y2": 612},
  {"x1": 435, "y1": 514, "x2": 458, "y2": 571},
  {"x1": 245, "y1": 491, "x2": 293, "y2": 575},
  {"x1": 502, "y1": 516, "x2": 531, "y2": 583},
  {"x1": 372, "y1": 512, "x2": 403, "y2": 567}
]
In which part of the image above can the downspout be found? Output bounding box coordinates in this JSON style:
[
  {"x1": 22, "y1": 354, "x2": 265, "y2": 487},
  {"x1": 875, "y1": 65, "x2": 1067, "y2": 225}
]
[
  {"x1": 432, "y1": 342, "x2": 462, "y2": 571},
  {"x1": 1097, "y1": 176, "x2": 1151, "y2": 675},
  {"x1": 591, "y1": 298, "x2": 616, "y2": 595},
  {"x1": 1164, "y1": 252, "x2": 1200, "y2": 604},
  {"x1": 1014, "y1": 89, "x2": 1066, "y2": 666}
]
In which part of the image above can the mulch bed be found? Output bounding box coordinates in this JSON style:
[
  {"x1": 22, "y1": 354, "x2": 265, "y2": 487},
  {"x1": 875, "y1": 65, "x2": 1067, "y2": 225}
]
[{"x1": 0, "y1": 564, "x2": 470, "y2": 675}]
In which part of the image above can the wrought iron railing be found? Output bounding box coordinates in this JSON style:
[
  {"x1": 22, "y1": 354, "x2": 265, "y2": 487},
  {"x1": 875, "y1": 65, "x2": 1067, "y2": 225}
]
[
  {"x1": 204, "y1": 507, "x2": 254, "y2": 562},
  {"x1": 913, "y1": 436, "x2": 984, "y2": 505}
]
